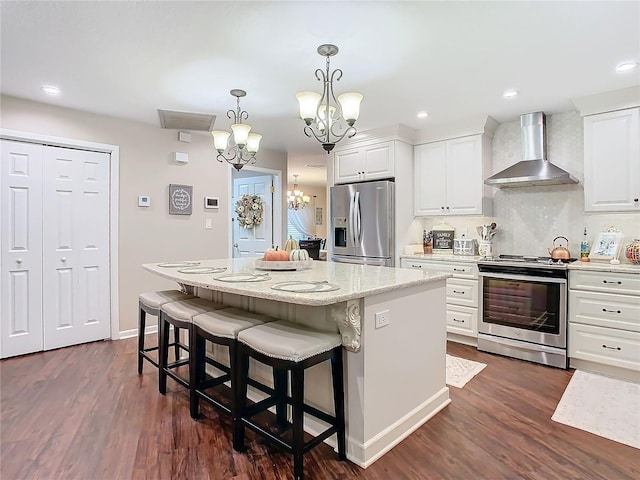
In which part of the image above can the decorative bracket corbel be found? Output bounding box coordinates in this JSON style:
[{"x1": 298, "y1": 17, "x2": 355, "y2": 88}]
[{"x1": 332, "y1": 299, "x2": 362, "y2": 352}]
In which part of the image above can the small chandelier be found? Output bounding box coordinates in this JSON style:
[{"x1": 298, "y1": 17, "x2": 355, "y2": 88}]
[
  {"x1": 287, "y1": 175, "x2": 311, "y2": 210},
  {"x1": 296, "y1": 44, "x2": 363, "y2": 154},
  {"x1": 211, "y1": 89, "x2": 262, "y2": 171}
]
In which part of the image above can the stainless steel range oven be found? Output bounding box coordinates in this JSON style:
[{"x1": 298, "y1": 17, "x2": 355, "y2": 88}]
[{"x1": 477, "y1": 256, "x2": 570, "y2": 369}]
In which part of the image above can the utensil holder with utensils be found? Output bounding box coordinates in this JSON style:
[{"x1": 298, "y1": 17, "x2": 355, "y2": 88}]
[{"x1": 478, "y1": 240, "x2": 494, "y2": 257}]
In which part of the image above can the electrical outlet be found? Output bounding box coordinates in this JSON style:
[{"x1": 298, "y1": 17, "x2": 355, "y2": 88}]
[{"x1": 375, "y1": 310, "x2": 390, "y2": 329}]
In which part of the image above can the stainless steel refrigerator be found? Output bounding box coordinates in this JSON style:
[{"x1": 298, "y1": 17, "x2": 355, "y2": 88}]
[{"x1": 330, "y1": 180, "x2": 395, "y2": 266}]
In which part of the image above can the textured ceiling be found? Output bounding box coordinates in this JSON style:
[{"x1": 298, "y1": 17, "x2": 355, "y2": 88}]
[{"x1": 1, "y1": 1, "x2": 639, "y2": 188}]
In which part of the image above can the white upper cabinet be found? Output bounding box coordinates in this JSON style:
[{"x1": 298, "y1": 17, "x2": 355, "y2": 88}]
[
  {"x1": 583, "y1": 107, "x2": 640, "y2": 212},
  {"x1": 334, "y1": 140, "x2": 395, "y2": 184},
  {"x1": 414, "y1": 134, "x2": 492, "y2": 216}
]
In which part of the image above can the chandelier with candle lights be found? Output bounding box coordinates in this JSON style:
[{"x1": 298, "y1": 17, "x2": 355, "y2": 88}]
[{"x1": 287, "y1": 175, "x2": 311, "y2": 210}]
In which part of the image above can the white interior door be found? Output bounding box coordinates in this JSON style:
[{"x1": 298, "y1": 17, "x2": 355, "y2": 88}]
[
  {"x1": 42, "y1": 146, "x2": 110, "y2": 350},
  {"x1": 233, "y1": 175, "x2": 273, "y2": 258},
  {"x1": 1, "y1": 141, "x2": 44, "y2": 358}
]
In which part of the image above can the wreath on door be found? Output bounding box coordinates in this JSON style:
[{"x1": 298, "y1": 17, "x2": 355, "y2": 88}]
[{"x1": 235, "y1": 194, "x2": 264, "y2": 229}]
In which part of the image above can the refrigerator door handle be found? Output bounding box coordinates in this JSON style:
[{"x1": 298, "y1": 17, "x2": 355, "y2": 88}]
[
  {"x1": 349, "y1": 192, "x2": 355, "y2": 245},
  {"x1": 353, "y1": 192, "x2": 362, "y2": 245}
]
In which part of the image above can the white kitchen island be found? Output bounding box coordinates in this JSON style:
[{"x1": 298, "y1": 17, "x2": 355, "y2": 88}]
[{"x1": 143, "y1": 258, "x2": 450, "y2": 468}]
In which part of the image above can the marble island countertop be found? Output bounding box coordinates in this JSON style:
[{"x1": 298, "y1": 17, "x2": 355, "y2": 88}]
[{"x1": 143, "y1": 258, "x2": 448, "y2": 306}]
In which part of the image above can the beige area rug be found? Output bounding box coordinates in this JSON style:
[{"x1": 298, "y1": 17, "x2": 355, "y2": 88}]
[
  {"x1": 552, "y1": 370, "x2": 640, "y2": 449},
  {"x1": 446, "y1": 354, "x2": 487, "y2": 388}
]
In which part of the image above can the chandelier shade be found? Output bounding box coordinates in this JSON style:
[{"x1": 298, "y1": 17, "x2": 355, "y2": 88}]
[
  {"x1": 287, "y1": 175, "x2": 311, "y2": 210},
  {"x1": 296, "y1": 44, "x2": 363, "y2": 154},
  {"x1": 211, "y1": 89, "x2": 261, "y2": 171}
]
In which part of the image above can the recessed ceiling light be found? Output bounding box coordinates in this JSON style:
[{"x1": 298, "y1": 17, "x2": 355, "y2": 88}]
[
  {"x1": 503, "y1": 89, "x2": 519, "y2": 99},
  {"x1": 41, "y1": 85, "x2": 61, "y2": 96},
  {"x1": 616, "y1": 61, "x2": 638, "y2": 73},
  {"x1": 417, "y1": 111, "x2": 429, "y2": 119}
]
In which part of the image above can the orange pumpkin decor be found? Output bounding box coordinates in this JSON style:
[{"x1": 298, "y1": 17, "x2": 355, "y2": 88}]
[{"x1": 263, "y1": 247, "x2": 289, "y2": 261}]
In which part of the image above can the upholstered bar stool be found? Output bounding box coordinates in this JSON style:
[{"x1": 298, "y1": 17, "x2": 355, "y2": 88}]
[
  {"x1": 189, "y1": 308, "x2": 277, "y2": 421},
  {"x1": 158, "y1": 298, "x2": 226, "y2": 394},
  {"x1": 234, "y1": 320, "x2": 346, "y2": 480},
  {"x1": 138, "y1": 290, "x2": 195, "y2": 374}
]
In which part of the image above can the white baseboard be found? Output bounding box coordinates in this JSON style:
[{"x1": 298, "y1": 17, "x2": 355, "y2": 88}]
[{"x1": 119, "y1": 325, "x2": 158, "y2": 340}]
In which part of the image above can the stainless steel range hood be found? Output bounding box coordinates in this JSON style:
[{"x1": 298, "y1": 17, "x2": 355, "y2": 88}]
[{"x1": 485, "y1": 112, "x2": 578, "y2": 187}]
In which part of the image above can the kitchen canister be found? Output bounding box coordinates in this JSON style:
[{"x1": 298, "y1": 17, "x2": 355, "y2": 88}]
[
  {"x1": 478, "y1": 240, "x2": 494, "y2": 257},
  {"x1": 453, "y1": 238, "x2": 477, "y2": 256}
]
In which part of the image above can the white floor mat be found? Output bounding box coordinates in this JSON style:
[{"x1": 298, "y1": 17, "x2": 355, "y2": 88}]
[
  {"x1": 446, "y1": 354, "x2": 487, "y2": 388},
  {"x1": 552, "y1": 370, "x2": 640, "y2": 449}
]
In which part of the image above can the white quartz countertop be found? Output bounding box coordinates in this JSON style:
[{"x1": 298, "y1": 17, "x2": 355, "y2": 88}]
[
  {"x1": 568, "y1": 260, "x2": 640, "y2": 274},
  {"x1": 143, "y1": 258, "x2": 448, "y2": 306},
  {"x1": 400, "y1": 254, "x2": 483, "y2": 263}
]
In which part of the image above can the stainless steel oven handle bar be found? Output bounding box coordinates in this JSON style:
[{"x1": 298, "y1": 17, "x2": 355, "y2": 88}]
[{"x1": 479, "y1": 271, "x2": 567, "y2": 284}]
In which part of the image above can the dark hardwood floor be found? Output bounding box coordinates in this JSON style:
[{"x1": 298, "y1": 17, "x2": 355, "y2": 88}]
[{"x1": 1, "y1": 337, "x2": 638, "y2": 480}]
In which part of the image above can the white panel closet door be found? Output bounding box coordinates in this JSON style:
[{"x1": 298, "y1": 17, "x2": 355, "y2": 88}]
[
  {"x1": 1, "y1": 141, "x2": 44, "y2": 358},
  {"x1": 42, "y1": 147, "x2": 110, "y2": 350}
]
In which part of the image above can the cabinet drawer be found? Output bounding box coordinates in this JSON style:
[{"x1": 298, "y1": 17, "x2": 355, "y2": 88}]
[
  {"x1": 447, "y1": 304, "x2": 477, "y2": 337},
  {"x1": 446, "y1": 278, "x2": 478, "y2": 307},
  {"x1": 569, "y1": 290, "x2": 640, "y2": 332},
  {"x1": 569, "y1": 270, "x2": 640, "y2": 296},
  {"x1": 400, "y1": 259, "x2": 478, "y2": 279},
  {"x1": 569, "y1": 323, "x2": 640, "y2": 371}
]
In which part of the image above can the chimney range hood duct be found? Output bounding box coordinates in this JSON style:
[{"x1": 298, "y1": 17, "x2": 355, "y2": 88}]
[{"x1": 485, "y1": 112, "x2": 578, "y2": 188}]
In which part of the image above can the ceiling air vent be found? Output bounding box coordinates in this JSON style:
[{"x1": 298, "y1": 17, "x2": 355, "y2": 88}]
[{"x1": 158, "y1": 109, "x2": 216, "y2": 131}]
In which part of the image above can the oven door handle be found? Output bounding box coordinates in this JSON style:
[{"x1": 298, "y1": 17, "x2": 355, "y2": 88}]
[{"x1": 479, "y1": 271, "x2": 567, "y2": 284}]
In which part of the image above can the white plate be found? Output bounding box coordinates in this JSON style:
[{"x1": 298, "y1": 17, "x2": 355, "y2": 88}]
[
  {"x1": 254, "y1": 259, "x2": 313, "y2": 271},
  {"x1": 270, "y1": 281, "x2": 340, "y2": 293},
  {"x1": 176, "y1": 266, "x2": 227, "y2": 274},
  {"x1": 158, "y1": 261, "x2": 201, "y2": 268},
  {"x1": 214, "y1": 273, "x2": 271, "y2": 283}
]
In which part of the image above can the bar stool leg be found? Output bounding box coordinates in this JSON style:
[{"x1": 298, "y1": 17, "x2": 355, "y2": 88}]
[
  {"x1": 273, "y1": 368, "x2": 288, "y2": 429},
  {"x1": 189, "y1": 327, "x2": 206, "y2": 419},
  {"x1": 331, "y1": 347, "x2": 346, "y2": 460},
  {"x1": 291, "y1": 367, "x2": 305, "y2": 480},
  {"x1": 174, "y1": 326, "x2": 181, "y2": 361},
  {"x1": 137, "y1": 307, "x2": 146, "y2": 375},
  {"x1": 233, "y1": 346, "x2": 250, "y2": 452},
  {"x1": 159, "y1": 312, "x2": 170, "y2": 395}
]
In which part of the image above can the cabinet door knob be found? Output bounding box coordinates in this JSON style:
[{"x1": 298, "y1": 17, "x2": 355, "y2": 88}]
[
  {"x1": 441, "y1": 206, "x2": 445, "y2": 210},
  {"x1": 446, "y1": 206, "x2": 450, "y2": 210},
  {"x1": 61, "y1": 257, "x2": 67, "y2": 262},
  {"x1": 16, "y1": 258, "x2": 23, "y2": 264}
]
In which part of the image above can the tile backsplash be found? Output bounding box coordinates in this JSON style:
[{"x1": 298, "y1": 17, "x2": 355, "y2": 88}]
[{"x1": 418, "y1": 111, "x2": 640, "y2": 260}]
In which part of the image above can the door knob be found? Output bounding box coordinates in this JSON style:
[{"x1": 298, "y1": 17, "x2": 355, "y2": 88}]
[
  {"x1": 16, "y1": 258, "x2": 23, "y2": 264},
  {"x1": 233, "y1": 243, "x2": 239, "y2": 248},
  {"x1": 61, "y1": 257, "x2": 67, "y2": 262}
]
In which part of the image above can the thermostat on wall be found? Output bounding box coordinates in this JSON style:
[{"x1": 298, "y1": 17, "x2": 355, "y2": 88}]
[
  {"x1": 138, "y1": 195, "x2": 150, "y2": 207},
  {"x1": 204, "y1": 196, "x2": 219, "y2": 209}
]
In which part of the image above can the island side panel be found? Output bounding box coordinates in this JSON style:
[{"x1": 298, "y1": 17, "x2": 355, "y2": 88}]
[{"x1": 359, "y1": 278, "x2": 449, "y2": 467}]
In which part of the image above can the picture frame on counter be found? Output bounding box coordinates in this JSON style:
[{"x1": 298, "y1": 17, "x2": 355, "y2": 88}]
[{"x1": 589, "y1": 231, "x2": 623, "y2": 261}]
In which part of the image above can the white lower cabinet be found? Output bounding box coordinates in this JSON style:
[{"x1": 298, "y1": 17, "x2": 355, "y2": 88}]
[
  {"x1": 568, "y1": 269, "x2": 640, "y2": 379},
  {"x1": 400, "y1": 258, "x2": 479, "y2": 343}
]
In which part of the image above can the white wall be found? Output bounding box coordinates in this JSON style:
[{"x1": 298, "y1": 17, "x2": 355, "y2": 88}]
[
  {"x1": 0, "y1": 95, "x2": 286, "y2": 333},
  {"x1": 413, "y1": 111, "x2": 640, "y2": 258}
]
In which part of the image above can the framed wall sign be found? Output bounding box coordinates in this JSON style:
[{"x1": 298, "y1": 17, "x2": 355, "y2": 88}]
[
  {"x1": 315, "y1": 207, "x2": 323, "y2": 225},
  {"x1": 169, "y1": 184, "x2": 193, "y2": 215},
  {"x1": 432, "y1": 222, "x2": 455, "y2": 251},
  {"x1": 589, "y1": 231, "x2": 623, "y2": 260}
]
